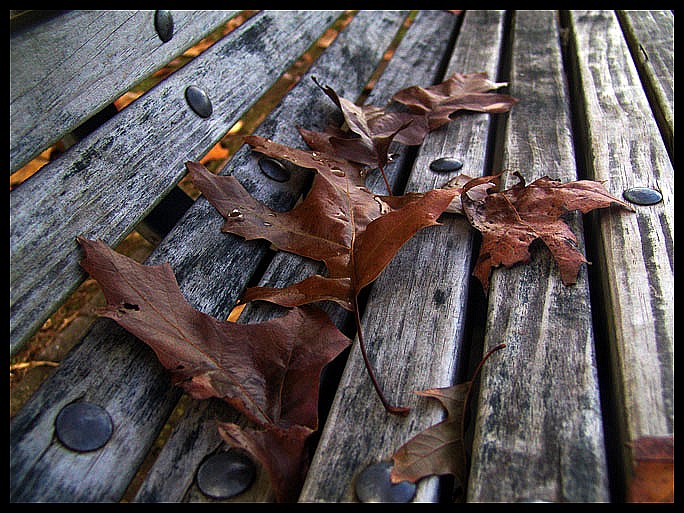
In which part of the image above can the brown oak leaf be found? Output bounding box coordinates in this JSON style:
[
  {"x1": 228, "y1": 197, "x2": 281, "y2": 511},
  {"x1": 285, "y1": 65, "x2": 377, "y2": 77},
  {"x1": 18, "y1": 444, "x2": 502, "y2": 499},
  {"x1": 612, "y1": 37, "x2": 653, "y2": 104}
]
[
  {"x1": 311, "y1": 76, "x2": 413, "y2": 191},
  {"x1": 187, "y1": 136, "x2": 458, "y2": 312},
  {"x1": 304, "y1": 74, "x2": 517, "y2": 187},
  {"x1": 460, "y1": 172, "x2": 635, "y2": 292},
  {"x1": 390, "y1": 345, "x2": 505, "y2": 497},
  {"x1": 77, "y1": 236, "x2": 351, "y2": 431},
  {"x1": 392, "y1": 72, "x2": 519, "y2": 131},
  {"x1": 188, "y1": 136, "x2": 457, "y2": 415}
]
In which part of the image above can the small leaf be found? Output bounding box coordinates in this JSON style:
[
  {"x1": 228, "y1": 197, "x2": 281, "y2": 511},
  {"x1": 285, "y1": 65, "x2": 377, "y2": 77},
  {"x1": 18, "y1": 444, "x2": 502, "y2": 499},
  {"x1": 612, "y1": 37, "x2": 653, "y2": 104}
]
[
  {"x1": 627, "y1": 435, "x2": 674, "y2": 503},
  {"x1": 390, "y1": 344, "x2": 505, "y2": 495},
  {"x1": 392, "y1": 72, "x2": 518, "y2": 131}
]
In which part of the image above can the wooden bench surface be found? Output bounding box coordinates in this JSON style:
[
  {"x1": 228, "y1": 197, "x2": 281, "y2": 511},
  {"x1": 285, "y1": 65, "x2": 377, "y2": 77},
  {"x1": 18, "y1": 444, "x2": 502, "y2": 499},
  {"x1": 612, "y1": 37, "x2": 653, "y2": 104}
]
[{"x1": 9, "y1": 10, "x2": 673, "y2": 503}]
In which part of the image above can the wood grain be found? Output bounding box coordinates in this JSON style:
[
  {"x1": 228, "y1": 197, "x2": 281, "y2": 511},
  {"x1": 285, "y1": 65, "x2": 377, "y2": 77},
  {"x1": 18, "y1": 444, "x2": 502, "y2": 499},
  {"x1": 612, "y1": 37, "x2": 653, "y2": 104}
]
[
  {"x1": 9, "y1": 11, "x2": 340, "y2": 356},
  {"x1": 10, "y1": 10, "x2": 237, "y2": 173},
  {"x1": 616, "y1": 10, "x2": 674, "y2": 160},
  {"x1": 300, "y1": 10, "x2": 507, "y2": 503},
  {"x1": 566, "y1": 9, "x2": 673, "y2": 494},
  {"x1": 467, "y1": 10, "x2": 610, "y2": 502}
]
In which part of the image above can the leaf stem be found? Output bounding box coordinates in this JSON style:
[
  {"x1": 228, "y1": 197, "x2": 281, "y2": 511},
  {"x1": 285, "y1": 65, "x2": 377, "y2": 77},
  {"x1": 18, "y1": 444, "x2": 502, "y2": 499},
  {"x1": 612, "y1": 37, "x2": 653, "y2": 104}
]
[
  {"x1": 353, "y1": 294, "x2": 410, "y2": 416},
  {"x1": 461, "y1": 343, "x2": 506, "y2": 435},
  {"x1": 378, "y1": 163, "x2": 393, "y2": 196}
]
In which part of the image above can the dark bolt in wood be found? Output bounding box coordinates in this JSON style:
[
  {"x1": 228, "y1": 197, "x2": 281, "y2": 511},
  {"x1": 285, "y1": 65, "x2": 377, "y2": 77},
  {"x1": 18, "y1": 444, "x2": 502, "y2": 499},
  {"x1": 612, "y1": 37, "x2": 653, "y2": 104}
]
[
  {"x1": 54, "y1": 401, "x2": 113, "y2": 452},
  {"x1": 185, "y1": 86, "x2": 213, "y2": 118},
  {"x1": 154, "y1": 10, "x2": 174, "y2": 43},
  {"x1": 258, "y1": 157, "x2": 291, "y2": 182},
  {"x1": 429, "y1": 157, "x2": 464, "y2": 173},
  {"x1": 196, "y1": 450, "x2": 256, "y2": 499},
  {"x1": 623, "y1": 186, "x2": 663, "y2": 206}
]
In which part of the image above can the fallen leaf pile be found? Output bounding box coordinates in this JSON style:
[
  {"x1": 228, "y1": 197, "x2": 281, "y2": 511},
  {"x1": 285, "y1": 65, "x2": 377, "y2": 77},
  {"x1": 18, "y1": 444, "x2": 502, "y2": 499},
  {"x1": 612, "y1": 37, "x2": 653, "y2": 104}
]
[{"x1": 76, "y1": 70, "x2": 642, "y2": 502}]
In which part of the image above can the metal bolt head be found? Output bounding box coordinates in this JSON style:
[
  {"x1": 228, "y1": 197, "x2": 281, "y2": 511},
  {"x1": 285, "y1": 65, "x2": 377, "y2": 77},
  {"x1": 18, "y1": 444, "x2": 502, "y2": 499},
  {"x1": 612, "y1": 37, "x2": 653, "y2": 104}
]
[
  {"x1": 196, "y1": 450, "x2": 256, "y2": 499},
  {"x1": 154, "y1": 10, "x2": 174, "y2": 43},
  {"x1": 429, "y1": 157, "x2": 463, "y2": 173},
  {"x1": 185, "y1": 86, "x2": 213, "y2": 118},
  {"x1": 354, "y1": 461, "x2": 416, "y2": 503},
  {"x1": 54, "y1": 401, "x2": 113, "y2": 452},
  {"x1": 258, "y1": 157, "x2": 291, "y2": 182},
  {"x1": 623, "y1": 186, "x2": 663, "y2": 206}
]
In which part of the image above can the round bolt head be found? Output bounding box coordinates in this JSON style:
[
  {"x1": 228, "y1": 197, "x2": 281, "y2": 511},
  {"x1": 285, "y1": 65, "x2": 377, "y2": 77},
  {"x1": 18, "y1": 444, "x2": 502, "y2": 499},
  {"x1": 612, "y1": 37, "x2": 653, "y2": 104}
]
[
  {"x1": 185, "y1": 85, "x2": 213, "y2": 118},
  {"x1": 196, "y1": 450, "x2": 256, "y2": 499},
  {"x1": 154, "y1": 10, "x2": 174, "y2": 43},
  {"x1": 429, "y1": 157, "x2": 463, "y2": 173},
  {"x1": 54, "y1": 401, "x2": 113, "y2": 452},
  {"x1": 623, "y1": 186, "x2": 663, "y2": 206},
  {"x1": 355, "y1": 461, "x2": 416, "y2": 503}
]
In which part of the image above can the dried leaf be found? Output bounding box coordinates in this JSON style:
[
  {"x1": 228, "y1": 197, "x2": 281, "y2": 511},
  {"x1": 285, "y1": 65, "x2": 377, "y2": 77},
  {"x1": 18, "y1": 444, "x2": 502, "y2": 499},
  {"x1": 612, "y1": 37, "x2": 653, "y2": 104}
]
[
  {"x1": 627, "y1": 435, "x2": 674, "y2": 503},
  {"x1": 392, "y1": 72, "x2": 518, "y2": 131},
  {"x1": 77, "y1": 237, "x2": 351, "y2": 431},
  {"x1": 311, "y1": 77, "x2": 412, "y2": 190},
  {"x1": 461, "y1": 172, "x2": 635, "y2": 292},
  {"x1": 188, "y1": 136, "x2": 458, "y2": 310},
  {"x1": 306, "y1": 73, "x2": 517, "y2": 175},
  {"x1": 391, "y1": 384, "x2": 469, "y2": 487},
  {"x1": 390, "y1": 345, "x2": 505, "y2": 496}
]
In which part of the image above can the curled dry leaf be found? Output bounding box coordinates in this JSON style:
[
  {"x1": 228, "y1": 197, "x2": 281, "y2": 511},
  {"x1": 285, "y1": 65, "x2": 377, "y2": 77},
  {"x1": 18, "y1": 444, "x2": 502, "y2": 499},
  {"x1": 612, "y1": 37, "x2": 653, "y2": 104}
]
[
  {"x1": 188, "y1": 136, "x2": 458, "y2": 311},
  {"x1": 305, "y1": 73, "x2": 517, "y2": 190},
  {"x1": 189, "y1": 137, "x2": 457, "y2": 415},
  {"x1": 77, "y1": 237, "x2": 350, "y2": 430},
  {"x1": 392, "y1": 72, "x2": 518, "y2": 131},
  {"x1": 390, "y1": 344, "x2": 506, "y2": 497},
  {"x1": 459, "y1": 172, "x2": 635, "y2": 292}
]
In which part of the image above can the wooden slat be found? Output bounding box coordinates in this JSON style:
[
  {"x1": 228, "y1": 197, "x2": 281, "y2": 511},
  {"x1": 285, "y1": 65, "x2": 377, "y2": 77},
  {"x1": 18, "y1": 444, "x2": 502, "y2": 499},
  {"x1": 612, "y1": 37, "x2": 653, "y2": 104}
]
[
  {"x1": 617, "y1": 10, "x2": 674, "y2": 159},
  {"x1": 300, "y1": 10, "x2": 507, "y2": 503},
  {"x1": 10, "y1": 10, "x2": 238, "y2": 173},
  {"x1": 134, "y1": 10, "x2": 460, "y2": 503},
  {"x1": 9, "y1": 10, "x2": 341, "y2": 357},
  {"x1": 9, "y1": 10, "x2": 409, "y2": 503},
  {"x1": 467, "y1": 10, "x2": 610, "y2": 502},
  {"x1": 566, "y1": 9, "x2": 673, "y2": 494}
]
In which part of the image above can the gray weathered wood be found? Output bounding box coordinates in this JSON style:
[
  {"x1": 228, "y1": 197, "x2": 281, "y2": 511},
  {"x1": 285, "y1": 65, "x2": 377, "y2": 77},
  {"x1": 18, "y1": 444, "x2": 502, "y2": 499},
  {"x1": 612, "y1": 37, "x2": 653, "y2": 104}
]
[
  {"x1": 10, "y1": 10, "x2": 238, "y2": 174},
  {"x1": 10, "y1": 10, "x2": 409, "y2": 503},
  {"x1": 566, "y1": 9, "x2": 673, "y2": 493},
  {"x1": 133, "y1": 10, "x2": 423, "y2": 503},
  {"x1": 300, "y1": 10, "x2": 507, "y2": 503},
  {"x1": 617, "y1": 10, "x2": 674, "y2": 160},
  {"x1": 467, "y1": 10, "x2": 610, "y2": 503},
  {"x1": 9, "y1": 10, "x2": 341, "y2": 357}
]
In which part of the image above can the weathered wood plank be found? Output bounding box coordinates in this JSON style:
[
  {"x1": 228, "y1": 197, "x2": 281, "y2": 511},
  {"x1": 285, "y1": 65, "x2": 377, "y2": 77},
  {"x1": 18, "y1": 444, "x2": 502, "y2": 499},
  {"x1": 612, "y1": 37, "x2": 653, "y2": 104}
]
[
  {"x1": 617, "y1": 10, "x2": 674, "y2": 160},
  {"x1": 10, "y1": 10, "x2": 409, "y2": 503},
  {"x1": 300, "y1": 10, "x2": 507, "y2": 503},
  {"x1": 134, "y1": 10, "x2": 426, "y2": 503},
  {"x1": 9, "y1": 10, "x2": 341, "y2": 357},
  {"x1": 10, "y1": 10, "x2": 238, "y2": 173},
  {"x1": 565, "y1": 9, "x2": 673, "y2": 496},
  {"x1": 467, "y1": 10, "x2": 610, "y2": 502}
]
